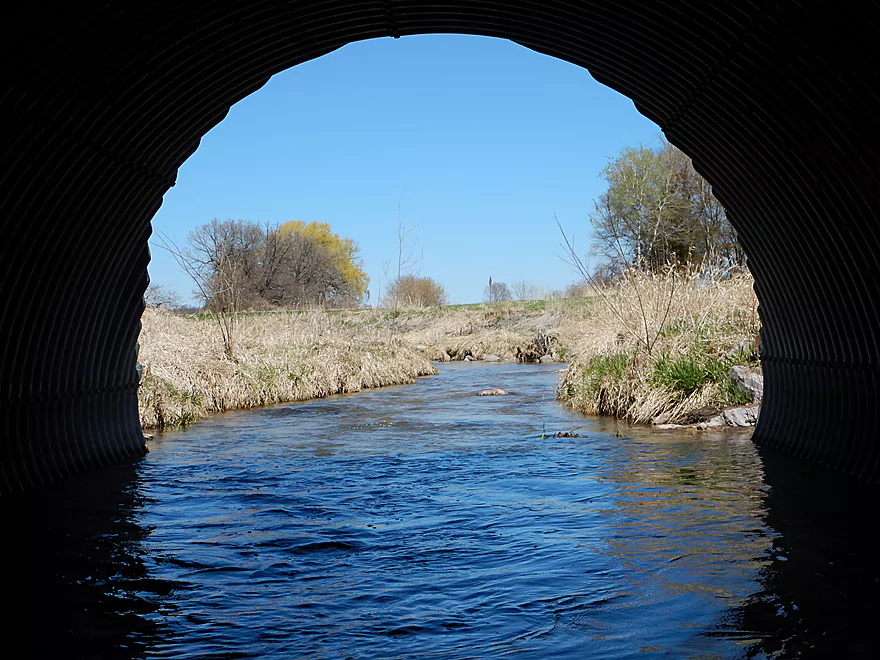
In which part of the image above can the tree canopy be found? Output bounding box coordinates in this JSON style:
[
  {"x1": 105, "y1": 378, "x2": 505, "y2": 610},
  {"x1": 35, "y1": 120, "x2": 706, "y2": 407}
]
[
  {"x1": 277, "y1": 221, "x2": 369, "y2": 302},
  {"x1": 184, "y1": 218, "x2": 369, "y2": 310},
  {"x1": 589, "y1": 139, "x2": 742, "y2": 275}
]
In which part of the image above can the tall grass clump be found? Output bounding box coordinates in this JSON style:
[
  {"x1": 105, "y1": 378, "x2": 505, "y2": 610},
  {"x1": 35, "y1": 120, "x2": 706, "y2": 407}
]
[{"x1": 557, "y1": 268, "x2": 760, "y2": 424}]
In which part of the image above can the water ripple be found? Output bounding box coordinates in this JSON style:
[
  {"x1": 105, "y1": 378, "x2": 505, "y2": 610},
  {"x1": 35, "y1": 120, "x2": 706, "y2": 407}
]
[{"x1": 13, "y1": 362, "x2": 879, "y2": 657}]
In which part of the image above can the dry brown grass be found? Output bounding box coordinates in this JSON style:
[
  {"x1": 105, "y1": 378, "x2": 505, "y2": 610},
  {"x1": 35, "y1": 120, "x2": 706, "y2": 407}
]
[
  {"x1": 351, "y1": 299, "x2": 599, "y2": 362},
  {"x1": 138, "y1": 308, "x2": 436, "y2": 429},
  {"x1": 557, "y1": 271, "x2": 760, "y2": 423},
  {"x1": 138, "y1": 271, "x2": 759, "y2": 430}
]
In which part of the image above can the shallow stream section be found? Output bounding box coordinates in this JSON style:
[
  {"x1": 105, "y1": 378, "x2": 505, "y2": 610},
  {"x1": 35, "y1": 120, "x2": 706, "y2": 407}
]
[{"x1": 7, "y1": 362, "x2": 880, "y2": 657}]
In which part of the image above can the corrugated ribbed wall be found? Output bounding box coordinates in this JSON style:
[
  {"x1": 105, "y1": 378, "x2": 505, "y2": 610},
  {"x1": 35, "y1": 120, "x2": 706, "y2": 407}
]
[{"x1": 1, "y1": 1, "x2": 878, "y2": 492}]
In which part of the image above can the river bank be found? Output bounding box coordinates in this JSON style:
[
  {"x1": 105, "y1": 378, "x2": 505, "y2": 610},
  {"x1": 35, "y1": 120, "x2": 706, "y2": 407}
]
[
  {"x1": 138, "y1": 272, "x2": 761, "y2": 430},
  {"x1": 137, "y1": 297, "x2": 597, "y2": 430},
  {"x1": 557, "y1": 271, "x2": 762, "y2": 425},
  {"x1": 364, "y1": 271, "x2": 762, "y2": 426},
  {"x1": 138, "y1": 309, "x2": 437, "y2": 430}
]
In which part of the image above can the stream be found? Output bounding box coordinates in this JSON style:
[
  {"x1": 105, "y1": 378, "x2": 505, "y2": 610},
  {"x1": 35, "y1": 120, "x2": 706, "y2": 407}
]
[{"x1": 8, "y1": 362, "x2": 879, "y2": 657}]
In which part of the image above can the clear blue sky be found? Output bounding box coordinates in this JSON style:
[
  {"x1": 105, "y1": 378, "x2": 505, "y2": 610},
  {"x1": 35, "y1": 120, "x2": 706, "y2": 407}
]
[{"x1": 149, "y1": 34, "x2": 662, "y2": 306}]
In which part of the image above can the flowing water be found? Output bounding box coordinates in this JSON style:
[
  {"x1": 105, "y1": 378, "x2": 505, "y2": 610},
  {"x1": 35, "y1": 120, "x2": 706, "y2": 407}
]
[{"x1": 8, "y1": 362, "x2": 880, "y2": 657}]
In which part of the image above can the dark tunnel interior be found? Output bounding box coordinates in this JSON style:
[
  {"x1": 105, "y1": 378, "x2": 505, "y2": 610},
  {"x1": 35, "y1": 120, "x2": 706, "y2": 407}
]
[{"x1": 1, "y1": 1, "x2": 879, "y2": 493}]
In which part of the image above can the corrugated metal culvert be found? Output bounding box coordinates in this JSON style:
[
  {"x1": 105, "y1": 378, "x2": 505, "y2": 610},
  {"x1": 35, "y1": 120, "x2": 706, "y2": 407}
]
[{"x1": 1, "y1": 1, "x2": 878, "y2": 492}]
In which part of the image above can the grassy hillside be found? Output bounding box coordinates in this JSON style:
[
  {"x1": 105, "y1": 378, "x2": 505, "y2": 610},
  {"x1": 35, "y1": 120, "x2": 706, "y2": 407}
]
[{"x1": 138, "y1": 273, "x2": 760, "y2": 430}]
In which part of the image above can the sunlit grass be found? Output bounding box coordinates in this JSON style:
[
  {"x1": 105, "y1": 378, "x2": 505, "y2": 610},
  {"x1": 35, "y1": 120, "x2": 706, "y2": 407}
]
[
  {"x1": 557, "y1": 272, "x2": 760, "y2": 423},
  {"x1": 139, "y1": 273, "x2": 759, "y2": 430},
  {"x1": 138, "y1": 309, "x2": 437, "y2": 430}
]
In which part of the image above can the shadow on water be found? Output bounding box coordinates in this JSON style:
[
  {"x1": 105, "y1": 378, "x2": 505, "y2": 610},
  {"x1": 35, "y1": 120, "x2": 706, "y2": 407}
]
[
  {"x1": 0, "y1": 458, "x2": 175, "y2": 658},
  {"x1": 716, "y1": 445, "x2": 880, "y2": 657}
]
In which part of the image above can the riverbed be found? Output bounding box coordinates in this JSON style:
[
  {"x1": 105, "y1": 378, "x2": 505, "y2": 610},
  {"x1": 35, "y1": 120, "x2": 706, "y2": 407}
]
[{"x1": 9, "y1": 362, "x2": 879, "y2": 657}]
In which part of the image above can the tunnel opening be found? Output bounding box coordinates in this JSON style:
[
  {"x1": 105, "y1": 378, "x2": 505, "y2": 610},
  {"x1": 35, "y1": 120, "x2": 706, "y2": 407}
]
[
  {"x1": 2, "y1": 1, "x2": 879, "y2": 493},
  {"x1": 140, "y1": 33, "x2": 758, "y2": 441}
]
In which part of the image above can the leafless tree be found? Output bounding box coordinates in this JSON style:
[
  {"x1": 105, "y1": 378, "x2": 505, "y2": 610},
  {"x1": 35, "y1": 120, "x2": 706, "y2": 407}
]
[
  {"x1": 144, "y1": 283, "x2": 182, "y2": 310},
  {"x1": 512, "y1": 280, "x2": 537, "y2": 301},
  {"x1": 484, "y1": 279, "x2": 512, "y2": 303},
  {"x1": 386, "y1": 200, "x2": 423, "y2": 312},
  {"x1": 153, "y1": 229, "x2": 240, "y2": 360},
  {"x1": 186, "y1": 219, "x2": 262, "y2": 307}
]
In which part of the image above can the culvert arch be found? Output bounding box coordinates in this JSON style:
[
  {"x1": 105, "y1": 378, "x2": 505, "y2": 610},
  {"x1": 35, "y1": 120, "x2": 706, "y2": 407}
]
[{"x1": 1, "y1": 1, "x2": 879, "y2": 491}]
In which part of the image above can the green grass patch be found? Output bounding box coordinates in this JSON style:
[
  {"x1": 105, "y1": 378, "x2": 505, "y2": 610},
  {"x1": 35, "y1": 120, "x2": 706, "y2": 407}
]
[
  {"x1": 588, "y1": 353, "x2": 630, "y2": 382},
  {"x1": 561, "y1": 352, "x2": 631, "y2": 399},
  {"x1": 650, "y1": 352, "x2": 749, "y2": 404}
]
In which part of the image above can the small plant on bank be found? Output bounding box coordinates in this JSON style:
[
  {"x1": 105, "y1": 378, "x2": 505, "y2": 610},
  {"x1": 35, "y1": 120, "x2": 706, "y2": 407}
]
[
  {"x1": 556, "y1": 352, "x2": 637, "y2": 419},
  {"x1": 651, "y1": 353, "x2": 710, "y2": 398},
  {"x1": 650, "y1": 353, "x2": 735, "y2": 401},
  {"x1": 583, "y1": 353, "x2": 630, "y2": 385}
]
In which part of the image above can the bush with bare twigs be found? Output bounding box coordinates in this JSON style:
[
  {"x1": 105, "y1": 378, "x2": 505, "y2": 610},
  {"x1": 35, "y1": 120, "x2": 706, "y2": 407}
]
[{"x1": 382, "y1": 274, "x2": 448, "y2": 309}]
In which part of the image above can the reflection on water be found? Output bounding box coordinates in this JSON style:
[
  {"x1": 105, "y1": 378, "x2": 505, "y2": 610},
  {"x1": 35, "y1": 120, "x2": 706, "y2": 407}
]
[
  {"x1": 5, "y1": 362, "x2": 878, "y2": 657},
  {"x1": 721, "y1": 446, "x2": 880, "y2": 657},
  {"x1": 1, "y1": 461, "x2": 171, "y2": 658}
]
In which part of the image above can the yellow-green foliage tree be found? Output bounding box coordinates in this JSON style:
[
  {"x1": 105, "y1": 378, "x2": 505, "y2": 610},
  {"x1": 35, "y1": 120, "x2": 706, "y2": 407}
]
[
  {"x1": 277, "y1": 221, "x2": 369, "y2": 303},
  {"x1": 184, "y1": 218, "x2": 369, "y2": 310}
]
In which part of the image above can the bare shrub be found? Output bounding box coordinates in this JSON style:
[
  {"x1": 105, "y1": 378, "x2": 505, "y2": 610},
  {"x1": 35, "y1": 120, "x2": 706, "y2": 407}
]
[
  {"x1": 512, "y1": 281, "x2": 537, "y2": 301},
  {"x1": 144, "y1": 284, "x2": 182, "y2": 310},
  {"x1": 383, "y1": 274, "x2": 447, "y2": 308}
]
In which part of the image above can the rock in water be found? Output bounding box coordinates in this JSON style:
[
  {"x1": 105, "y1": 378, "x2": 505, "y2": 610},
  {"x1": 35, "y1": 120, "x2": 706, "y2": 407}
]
[
  {"x1": 697, "y1": 406, "x2": 760, "y2": 429},
  {"x1": 482, "y1": 354, "x2": 501, "y2": 362},
  {"x1": 721, "y1": 406, "x2": 760, "y2": 427},
  {"x1": 479, "y1": 389, "x2": 509, "y2": 396}
]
